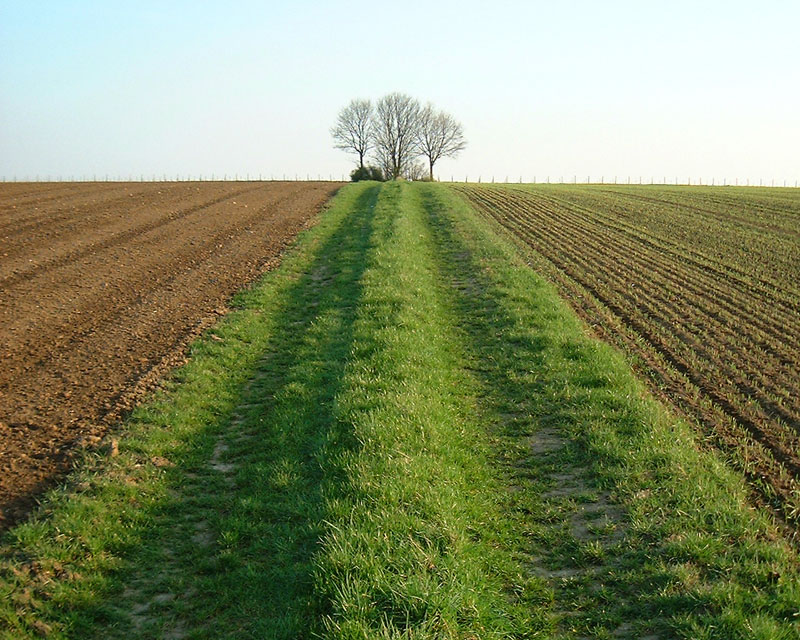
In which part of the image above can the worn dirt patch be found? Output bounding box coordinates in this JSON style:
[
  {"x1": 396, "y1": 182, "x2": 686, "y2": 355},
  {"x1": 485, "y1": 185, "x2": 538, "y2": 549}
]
[{"x1": 0, "y1": 181, "x2": 341, "y2": 529}]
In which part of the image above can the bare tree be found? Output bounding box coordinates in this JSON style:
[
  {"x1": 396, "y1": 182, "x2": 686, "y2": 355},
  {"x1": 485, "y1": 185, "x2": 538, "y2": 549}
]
[
  {"x1": 417, "y1": 104, "x2": 466, "y2": 181},
  {"x1": 331, "y1": 99, "x2": 373, "y2": 169},
  {"x1": 372, "y1": 93, "x2": 421, "y2": 180}
]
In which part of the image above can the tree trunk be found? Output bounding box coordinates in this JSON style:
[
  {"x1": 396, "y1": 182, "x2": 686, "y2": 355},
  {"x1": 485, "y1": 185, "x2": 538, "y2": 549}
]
[{"x1": 429, "y1": 159, "x2": 434, "y2": 182}]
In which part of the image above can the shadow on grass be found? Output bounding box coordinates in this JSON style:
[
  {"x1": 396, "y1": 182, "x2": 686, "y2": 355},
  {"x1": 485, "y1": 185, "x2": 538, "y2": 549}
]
[{"x1": 72, "y1": 184, "x2": 381, "y2": 639}]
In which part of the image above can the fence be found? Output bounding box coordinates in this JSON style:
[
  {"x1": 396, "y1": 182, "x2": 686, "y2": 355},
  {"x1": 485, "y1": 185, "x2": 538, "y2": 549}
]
[
  {"x1": 0, "y1": 174, "x2": 346, "y2": 183},
  {"x1": 445, "y1": 176, "x2": 800, "y2": 188},
  {"x1": 1, "y1": 174, "x2": 798, "y2": 187}
]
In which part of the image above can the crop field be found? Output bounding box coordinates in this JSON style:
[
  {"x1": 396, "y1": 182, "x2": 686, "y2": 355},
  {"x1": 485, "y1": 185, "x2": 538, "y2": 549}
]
[
  {"x1": 457, "y1": 183, "x2": 800, "y2": 528},
  {"x1": 0, "y1": 181, "x2": 340, "y2": 528},
  {"x1": 1, "y1": 181, "x2": 799, "y2": 639}
]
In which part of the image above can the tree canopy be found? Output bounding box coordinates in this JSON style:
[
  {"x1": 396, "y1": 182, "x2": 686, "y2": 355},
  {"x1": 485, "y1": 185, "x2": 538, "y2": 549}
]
[{"x1": 332, "y1": 93, "x2": 466, "y2": 181}]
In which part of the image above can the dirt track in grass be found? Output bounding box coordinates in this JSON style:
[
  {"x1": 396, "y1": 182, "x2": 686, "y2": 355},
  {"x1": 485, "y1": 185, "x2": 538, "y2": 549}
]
[{"x1": 0, "y1": 181, "x2": 341, "y2": 528}]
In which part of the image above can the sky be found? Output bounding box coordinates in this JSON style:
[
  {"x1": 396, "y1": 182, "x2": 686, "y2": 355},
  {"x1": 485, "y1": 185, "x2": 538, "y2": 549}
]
[{"x1": 1, "y1": 0, "x2": 798, "y2": 184}]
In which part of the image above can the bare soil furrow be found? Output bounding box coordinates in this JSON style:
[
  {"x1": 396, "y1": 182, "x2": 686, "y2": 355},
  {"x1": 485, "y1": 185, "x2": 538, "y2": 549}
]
[
  {"x1": 0, "y1": 182, "x2": 118, "y2": 212},
  {"x1": 492, "y1": 187, "x2": 800, "y2": 364},
  {"x1": 1, "y1": 183, "x2": 320, "y2": 384},
  {"x1": 0, "y1": 183, "x2": 148, "y2": 231},
  {"x1": 0, "y1": 184, "x2": 263, "y2": 287},
  {"x1": 594, "y1": 187, "x2": 800, "y2": 237},
  {"x1": 505, "y1": 186, "x2": 800, "y2": 315},
  {"x1": 528, "y1": 187, "x2": 800, "y2": 302}
]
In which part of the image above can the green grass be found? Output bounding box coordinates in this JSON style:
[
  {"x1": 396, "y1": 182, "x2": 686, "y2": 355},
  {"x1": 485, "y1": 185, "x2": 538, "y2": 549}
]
[{"x1": 1, "y1": 181, "x2": 798, "y2": 639}]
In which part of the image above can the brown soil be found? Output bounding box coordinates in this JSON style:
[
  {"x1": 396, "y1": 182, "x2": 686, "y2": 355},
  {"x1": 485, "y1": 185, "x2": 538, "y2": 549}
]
[{"x1": 0, "y1": 181, "x2": 341, "y2": 529}]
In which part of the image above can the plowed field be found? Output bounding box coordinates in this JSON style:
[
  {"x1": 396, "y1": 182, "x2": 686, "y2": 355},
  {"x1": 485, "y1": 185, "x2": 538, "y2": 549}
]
[
  {"x1": 0, "y1": 181, "x2": 340, "y2": 528},
  {"x1": 458, "y1": 184, "x2": 800, "y2": 533}
]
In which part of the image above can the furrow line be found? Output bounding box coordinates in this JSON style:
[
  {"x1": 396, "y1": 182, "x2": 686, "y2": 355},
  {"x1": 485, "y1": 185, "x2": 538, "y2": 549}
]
[
  {"x1": 484, "y1": 197, "x2": 800, "y2": 443},
  {"x1": 462, "y1": 188, "x2": 800, "y2": 489},
  {"x1": 0, "y1": 184, "x2": 263, "y2": 288},
  {"x1": 506, "y1": 186, "x2": 800, "y2": 314},
  {"x1": 463, "y1": 187, "x2": 800, "y2": 372},
  {"x1": 521, "y1": 186, "x2": 800, "y2": 306},
  {"x1": 490, "y1": 186, "x2": 800, "y2": 352},
  {"x1": 593, "y1": 187, "x2": 800, "y2": 237}
]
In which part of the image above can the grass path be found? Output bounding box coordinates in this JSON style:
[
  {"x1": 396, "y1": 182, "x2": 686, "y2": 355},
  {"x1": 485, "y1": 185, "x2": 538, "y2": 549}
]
[{"x1": 1, "y1": 182, "x2": 799, "y2": 639}]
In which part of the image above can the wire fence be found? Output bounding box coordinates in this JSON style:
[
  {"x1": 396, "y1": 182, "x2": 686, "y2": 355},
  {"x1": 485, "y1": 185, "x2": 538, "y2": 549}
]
[
  {"x1": 444, "y1": 176, "x2": 800, "y2": 188},
  {"x1": 0, "y1": 173, "x2": 345, "y2": 183},
  {"x1": 1, "y1": 174, "x2": 798, "y2": 188}
]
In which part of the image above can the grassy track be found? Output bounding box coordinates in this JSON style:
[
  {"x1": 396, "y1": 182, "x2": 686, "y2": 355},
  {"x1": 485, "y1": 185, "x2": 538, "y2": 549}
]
[{"x1": 1, "y1": 182, "x2": 799, "y2": 639}]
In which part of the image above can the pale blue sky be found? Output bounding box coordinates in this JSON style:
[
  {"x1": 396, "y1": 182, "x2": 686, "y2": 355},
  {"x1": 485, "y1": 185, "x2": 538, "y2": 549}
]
[{"x1": 1, "y1": 1, "x2": 798, "y2": 182}]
